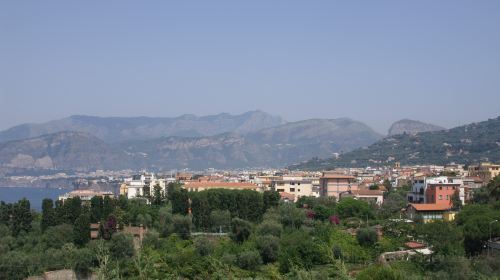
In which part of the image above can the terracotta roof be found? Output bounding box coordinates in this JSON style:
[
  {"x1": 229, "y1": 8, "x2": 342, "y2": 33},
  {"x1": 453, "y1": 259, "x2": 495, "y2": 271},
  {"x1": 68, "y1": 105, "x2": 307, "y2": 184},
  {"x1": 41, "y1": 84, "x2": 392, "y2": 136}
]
[
  {"x1": 405, "y1": 241, "x2": 426, "y2": 249},
  {"x1": 409, "y1": 203, "x2": 451, "y2": 211},
  {"x1": 351, "y1": 190, "x2": 384, "y2": 196},
  {"x1": 279, "y1": 192, "x2": 295, "y2": 201},
  {"x1": 464, "y1": 176, "x2": 483, "y2": 182},
  {"x1": 184, "y1": 182, "x2": 258, "y2": 189},
  {"x1": 320, "y1": 173, "x2": 356, "y2": 179}
]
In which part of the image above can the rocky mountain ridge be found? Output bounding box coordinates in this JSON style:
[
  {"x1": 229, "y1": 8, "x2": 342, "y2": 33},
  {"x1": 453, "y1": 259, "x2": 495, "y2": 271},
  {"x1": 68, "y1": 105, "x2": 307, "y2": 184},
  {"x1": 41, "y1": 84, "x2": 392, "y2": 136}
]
[
  {"x1": 388, "y1": 119, "x2": 445, "y2": 136},
  {"x1": 0, "y1": 118, "x2": 383, "y2": 171},
  {"x1": 0, "y1": 111, "x2": 285, "y2": 143}
]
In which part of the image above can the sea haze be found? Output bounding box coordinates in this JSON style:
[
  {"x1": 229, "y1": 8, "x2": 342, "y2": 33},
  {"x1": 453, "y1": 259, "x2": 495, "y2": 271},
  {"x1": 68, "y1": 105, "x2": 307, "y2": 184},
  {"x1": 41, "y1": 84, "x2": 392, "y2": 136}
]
[{"x1": 0, "y1": 187, "x2": 69, "y2": 211}]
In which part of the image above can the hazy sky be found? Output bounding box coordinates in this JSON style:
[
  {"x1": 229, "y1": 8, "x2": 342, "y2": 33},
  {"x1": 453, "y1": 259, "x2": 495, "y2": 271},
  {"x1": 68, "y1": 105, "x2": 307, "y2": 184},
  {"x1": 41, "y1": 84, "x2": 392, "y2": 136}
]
[{"x1": 1, "y1": 1, "x2": 499, "y2": 134}]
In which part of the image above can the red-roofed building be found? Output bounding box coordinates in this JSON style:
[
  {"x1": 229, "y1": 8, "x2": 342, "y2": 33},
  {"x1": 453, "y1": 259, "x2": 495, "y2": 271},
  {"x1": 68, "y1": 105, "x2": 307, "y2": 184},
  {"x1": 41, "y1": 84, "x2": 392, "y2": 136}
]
[
  {"x1": 406, "y1": 203, "x2": 455, "y2": 223},
  {"x1": 279, "y1": 192, "x2": 296, "y2": 203}
]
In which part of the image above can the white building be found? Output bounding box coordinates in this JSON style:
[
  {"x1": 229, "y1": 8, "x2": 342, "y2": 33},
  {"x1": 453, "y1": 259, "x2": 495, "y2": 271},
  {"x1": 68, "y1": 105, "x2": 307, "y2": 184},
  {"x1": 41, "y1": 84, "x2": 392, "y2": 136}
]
[
  {"x1": 123, "y1": 173, "x2": 166, "y2": 199},
  {"x1": 351, "y1": 189, "x2": 384, "y2": 205},
  {"x1": 58, "y1": 190, "x2": 114, "y2": 202},
  {"x1": 407, "y1": 177, "x2": 426, "y2": 203}
]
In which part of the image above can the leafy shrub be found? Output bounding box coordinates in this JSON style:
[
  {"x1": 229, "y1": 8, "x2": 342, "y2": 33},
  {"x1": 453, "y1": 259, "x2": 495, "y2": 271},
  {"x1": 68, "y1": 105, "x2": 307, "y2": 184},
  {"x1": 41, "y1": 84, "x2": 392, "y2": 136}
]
[
  {"x1": 257, "y1": 220, "x2": 282, "y2": 237},
  {"x1": 237, "y1": 250, "x2": 262, "y2": 270},
  {"x1": 194, "y1": 236, "x2": 214, "y2": 256},
  {"x1": 230, "y1": 218, "x2": 252, "y2": 243},
  {"x1": 172, "y1": 214, "x2": 191, "y2": 240},
  {"x1": 256, "y1": 235, "x2": 280, "y2": 263},
  {"x1": 357, "y1": 227, "x2": 378, "y2": 247},
  {"x1": 109, "y1": 232, "x2": 134, "y2": 260}
]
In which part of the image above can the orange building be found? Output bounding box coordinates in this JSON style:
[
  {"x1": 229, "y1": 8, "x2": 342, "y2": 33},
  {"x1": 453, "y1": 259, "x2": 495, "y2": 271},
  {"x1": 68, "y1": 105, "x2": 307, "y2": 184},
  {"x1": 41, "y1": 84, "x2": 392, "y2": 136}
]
[{"x1": 425, "y1": 182, "x2": 460, "y2": 207}]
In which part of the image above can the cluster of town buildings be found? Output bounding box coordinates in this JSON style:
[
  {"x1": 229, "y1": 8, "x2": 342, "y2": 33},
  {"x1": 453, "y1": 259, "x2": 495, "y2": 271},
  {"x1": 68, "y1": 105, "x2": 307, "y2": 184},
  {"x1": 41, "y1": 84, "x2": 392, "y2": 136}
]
[{"x1": 58, "y1": 162, "x2": 499, "y2": 223}]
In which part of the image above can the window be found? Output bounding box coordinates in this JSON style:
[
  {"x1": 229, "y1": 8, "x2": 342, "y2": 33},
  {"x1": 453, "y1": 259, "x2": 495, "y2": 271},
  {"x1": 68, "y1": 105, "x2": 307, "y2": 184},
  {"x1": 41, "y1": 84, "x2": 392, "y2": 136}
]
[
  {"x1": 291, "y1": 182, "x2": 295, "y2": 185},
  {"x1": 277, "y1": 189, "x2": 284, "y2": 192},
  {"x1": 298, "y1": 182, "x2": 301, "y2": 185},
  {"x1": 290, "y1": 188, "x2": 295, "y2": 192},
  {"x1": 439, "y1": 195, "x2": 442, "y2": 200},
  {"x1": 439, "y1": 186, "x2": 443, "y2": 190},
  {"x1": 446, "y1": 195, "x2": 449, "y2": 200}
]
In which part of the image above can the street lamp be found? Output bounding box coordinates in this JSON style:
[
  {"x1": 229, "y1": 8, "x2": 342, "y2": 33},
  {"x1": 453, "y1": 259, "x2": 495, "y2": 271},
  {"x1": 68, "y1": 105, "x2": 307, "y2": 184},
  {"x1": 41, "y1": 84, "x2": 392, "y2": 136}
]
[{"x1": 489, "y1": 219, "x2": 498, "y2": 257}]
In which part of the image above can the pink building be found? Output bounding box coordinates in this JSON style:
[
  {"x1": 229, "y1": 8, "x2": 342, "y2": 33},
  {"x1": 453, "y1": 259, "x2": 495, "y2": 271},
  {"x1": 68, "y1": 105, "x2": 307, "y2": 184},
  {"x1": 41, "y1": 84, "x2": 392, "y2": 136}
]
[{"x1": 320, "y1": 172, "x2": 358, "y2": 198}]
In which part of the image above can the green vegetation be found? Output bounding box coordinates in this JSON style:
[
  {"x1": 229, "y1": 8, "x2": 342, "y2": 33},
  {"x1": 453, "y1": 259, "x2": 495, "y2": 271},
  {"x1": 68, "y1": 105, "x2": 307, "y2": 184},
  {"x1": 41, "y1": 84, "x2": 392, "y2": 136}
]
[
  {"x1": 0, "y1": 179, "x2": 499, "y2": 279},
  {"x1": 292, "y1": 116, "x2": 500, "y2": 170}
]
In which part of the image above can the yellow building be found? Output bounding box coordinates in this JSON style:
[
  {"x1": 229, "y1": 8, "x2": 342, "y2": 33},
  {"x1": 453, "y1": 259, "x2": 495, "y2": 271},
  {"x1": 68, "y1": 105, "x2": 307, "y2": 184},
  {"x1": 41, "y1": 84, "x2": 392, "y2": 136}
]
[
  {"x1": 407, "y1": 204, "x2": 453, "y2": 223},
  {"x1": 468, "y1": 162, "x2": 500, "y2": 183},
  {"x1": 272, "y1": 177, "x2": 319, "y2": 202},
  {"x1": 119, "y1": 183, "x2": 128, "y2": 196},
  {"x1": 443, "y1": 211, "x2": 457, "y2": 222},
  {"x1": 183, "y1": 182, "x2": 260, "y2": 192}
]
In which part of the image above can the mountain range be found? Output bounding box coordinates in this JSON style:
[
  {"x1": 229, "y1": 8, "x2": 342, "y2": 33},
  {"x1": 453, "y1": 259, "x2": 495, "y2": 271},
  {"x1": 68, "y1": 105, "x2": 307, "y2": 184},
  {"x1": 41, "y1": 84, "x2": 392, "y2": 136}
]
[
  {"x1": 0, "y1": 112, "x2": 385, "y2": 172},
  {"x1": 0, "y1": 111, "x2": 285, "y2": 143},
  {"x1": 291, "y1": 116, "x2": 500, "y2": 170}
]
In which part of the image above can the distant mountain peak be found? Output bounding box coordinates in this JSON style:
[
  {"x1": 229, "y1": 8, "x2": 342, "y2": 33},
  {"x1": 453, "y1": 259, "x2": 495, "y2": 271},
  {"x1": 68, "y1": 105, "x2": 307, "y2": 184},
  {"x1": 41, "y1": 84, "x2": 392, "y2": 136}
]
[{"x1": 388, "y1": 119, "x2": 445, "y2": 136}]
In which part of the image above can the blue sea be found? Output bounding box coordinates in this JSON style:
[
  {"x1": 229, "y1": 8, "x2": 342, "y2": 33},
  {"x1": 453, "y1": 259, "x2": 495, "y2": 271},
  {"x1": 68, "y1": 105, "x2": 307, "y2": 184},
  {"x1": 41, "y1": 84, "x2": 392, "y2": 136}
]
[{"x1": 0, "y1": 187, "x2": 70, "y2": 211}]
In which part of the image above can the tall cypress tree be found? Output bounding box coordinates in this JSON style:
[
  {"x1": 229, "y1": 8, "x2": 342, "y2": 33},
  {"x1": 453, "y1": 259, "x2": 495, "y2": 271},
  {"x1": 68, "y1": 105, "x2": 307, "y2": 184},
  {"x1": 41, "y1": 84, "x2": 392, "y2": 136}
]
[
  {"x1": 90, "y1": 196, "x2": 103, "y2": 223},
  {"x1": 11, "y1": 198, "x2": 32, "y2": 236},
  {"x1": 74, "y1": 213, "x2": 91, "y2": 246},
  {"x1": 41, "y1": 198, "x2": 56, "y2": 231},
  {"x1": 171, "y1": 188, "x2": 189, "y2": 215},
  {"x1": 0, "y1": 201, "x2": 13, "y2": 226},
  {"x1": 103, "y1": 196, "x2": 114, "y2": 219},
  {"x1": 54, "y1": 199, "x2": 65, "y2": 225}
]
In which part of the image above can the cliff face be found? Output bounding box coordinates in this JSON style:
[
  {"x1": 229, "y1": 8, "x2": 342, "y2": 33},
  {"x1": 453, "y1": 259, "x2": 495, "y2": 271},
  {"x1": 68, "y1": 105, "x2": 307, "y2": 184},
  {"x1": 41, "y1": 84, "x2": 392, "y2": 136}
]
[{"x1": 0, "y1": 131, "x2": 131, "y2": 171}]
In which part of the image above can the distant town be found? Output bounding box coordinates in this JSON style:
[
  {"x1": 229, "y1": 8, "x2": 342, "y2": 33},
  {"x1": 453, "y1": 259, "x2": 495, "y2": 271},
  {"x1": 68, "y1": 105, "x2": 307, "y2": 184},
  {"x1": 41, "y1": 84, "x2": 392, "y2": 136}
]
[{"x1": 46, "y1": 161, "x2": 498, "y2": 225}]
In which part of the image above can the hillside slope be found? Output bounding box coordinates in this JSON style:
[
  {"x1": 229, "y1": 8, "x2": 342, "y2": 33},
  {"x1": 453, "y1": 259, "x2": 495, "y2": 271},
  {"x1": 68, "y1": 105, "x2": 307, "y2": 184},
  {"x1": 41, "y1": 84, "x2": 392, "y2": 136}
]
[{"x1": 291, "y1": 117, "x2": 500, "y2": 170}]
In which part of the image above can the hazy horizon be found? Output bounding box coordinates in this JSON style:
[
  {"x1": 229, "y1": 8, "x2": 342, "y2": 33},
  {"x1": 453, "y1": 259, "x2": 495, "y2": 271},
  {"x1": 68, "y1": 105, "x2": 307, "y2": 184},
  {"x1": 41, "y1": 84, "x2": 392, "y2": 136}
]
[{"x1": 1, "y1": 1, "x2": 499, "y2": 134}]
